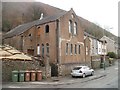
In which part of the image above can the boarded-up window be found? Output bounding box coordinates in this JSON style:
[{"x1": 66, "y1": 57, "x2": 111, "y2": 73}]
[
  {"x1": 37, "y1": 26, "x2": 41, "y2": 36},
  {"x1": 27, "y1": 49, "x2": 34, "y2": 56}
]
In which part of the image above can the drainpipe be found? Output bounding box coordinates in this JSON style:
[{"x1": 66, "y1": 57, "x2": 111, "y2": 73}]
[
  {"x1": 56, "y1": 19, "x2": 61, "y2": 76},
  {"x1": 84, "y1": 39, "x2": 86, "y2": 65},
  {"x1": 56, "y1": 20, "x2": 59, "y2": 64}
]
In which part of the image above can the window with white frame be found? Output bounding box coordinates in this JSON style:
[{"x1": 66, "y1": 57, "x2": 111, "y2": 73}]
[
  {"x1": 99, "y1": 48, "x2": 101, "y2": 52},
  {"x1": 37, "y1": 44, "x2": 40, "y2": 55},
  {"x1": 74, "y1": 22, "x2": 77, "y2": 35},
  {"x1": 69, "y1": 20, "x2": 72, "y2": 33},
  {"x1": 86, "y1": 46, "x2": 88, "y2": 55}
]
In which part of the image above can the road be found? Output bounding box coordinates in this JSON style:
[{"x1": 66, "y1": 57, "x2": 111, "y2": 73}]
[
  {"x1": 2, "y1": 60, "x2": 118, "y2": 89},
  {"x1": 54, "y1": 60, "x2": 118, "y2": 88}
]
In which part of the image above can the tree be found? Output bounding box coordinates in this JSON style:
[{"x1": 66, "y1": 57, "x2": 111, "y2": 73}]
[
  {"x1": 2, "y1": 19, "x2": 12, "y2": 32},
  {"x1": 107, "y1": 52, "x2": 116, "y2": 58},
  {"x1": 27, "y1": 4, "x2": 41, "y2": 21}
]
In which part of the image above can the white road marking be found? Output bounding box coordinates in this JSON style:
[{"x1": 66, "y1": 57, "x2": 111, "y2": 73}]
[
  {"x1": 115, "y1": 68, "x2": 118, "y2": 70},
  {"x1": 9, "y1": 86, "x2": 21, "y2": 88}
]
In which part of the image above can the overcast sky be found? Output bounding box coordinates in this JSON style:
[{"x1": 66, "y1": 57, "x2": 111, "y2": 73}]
[{"x1": 35, "y1": 0, "x2": 118, "y2": 36}]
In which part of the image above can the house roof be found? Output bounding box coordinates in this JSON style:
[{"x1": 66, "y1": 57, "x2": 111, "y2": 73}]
[
  {"x1": 3, "y1": 11, "x2": 67, "y2": 39},
  {"x1": 84, "y1": 32, "x2": 96, "y2": 39},
  {"x1": 84, "y1": 32, "x2": 107, "y2": 43}
]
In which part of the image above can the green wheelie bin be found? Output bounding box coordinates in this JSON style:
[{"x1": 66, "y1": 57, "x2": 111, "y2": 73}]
[
  {"x1": 19, "y1": 70, "x2": 25, "y2": 82},
  {"x1": 12, "y1": 70, "x2": 19, "y2": 82}
]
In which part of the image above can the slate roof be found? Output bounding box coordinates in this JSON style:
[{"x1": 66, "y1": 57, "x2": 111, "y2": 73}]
[
  {"x1": 84, "y1": 32, "x2": 106, "y2": 43},
  {"x1": 84, "y1": 32, "x2": 96, "y2": 39},
  {"x1": 3, "y1": 11, "x2": 67, "y2": 39}
]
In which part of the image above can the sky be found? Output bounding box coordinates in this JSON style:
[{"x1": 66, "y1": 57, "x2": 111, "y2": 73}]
[{"x1": 35, "y1": 0, "x2": 119, "y2": 36}]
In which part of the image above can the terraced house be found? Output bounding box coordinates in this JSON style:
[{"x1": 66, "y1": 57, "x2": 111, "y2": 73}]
[{"x1": 3, "y1": 8, "x2": 85, "y2": 76}]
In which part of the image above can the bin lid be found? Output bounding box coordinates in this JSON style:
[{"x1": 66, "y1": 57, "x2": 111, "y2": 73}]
[
  {"x1": 25, "y1": 70, "x2": 31, "y2": 73},
  {"x1": 37, "y1": 70, "x2": 42, "y2": 73},
  {"x1": 12, "y1": 70, "x2": 18, "y2": 73},
  {"x1": 19, "y1": 70, "x2": 25, "y2": 73},
  {"x1": 31, "y1": 70, "x2": 36, "y2": 72}
]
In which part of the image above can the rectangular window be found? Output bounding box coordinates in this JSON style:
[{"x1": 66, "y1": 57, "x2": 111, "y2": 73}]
[{"x1": 66, "y1": 43, "x2": 68, "y2": 55}]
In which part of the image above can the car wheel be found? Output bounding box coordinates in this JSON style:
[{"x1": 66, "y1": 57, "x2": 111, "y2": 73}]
[
  {"x1": 82, "y1": 73, "x2": 86, "y2": 78},
  {"x1": 91, "y1": 71, "x2": 94, "y2": 76},
  {"x1": 72, "y1": 76, "x2": 75, "y2": 78}
]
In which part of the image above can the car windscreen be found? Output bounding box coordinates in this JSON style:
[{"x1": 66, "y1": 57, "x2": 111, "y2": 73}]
[{"x1": 73, "y1": 67, "x2": 82, "y2": 70}]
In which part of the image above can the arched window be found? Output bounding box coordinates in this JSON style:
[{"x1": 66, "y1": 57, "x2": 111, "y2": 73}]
[
  {"x1": 70, "y1": 44, "x2": 73, "y2": 55},
  {"x1": 75, "y1": 44, "x2": 77, "y2": 54},
  {"x1": 78, "y1": 45, "x2": 80, "y2": 54},
  {"x1": 69, "y1": 20, "x2": 72, "y2": 33},
  {"x1": 86, "y1": 46, "x2": 88, "y2": 55},
  {"x1": 45, "y1": 25, "x2": 49, "y2": 33},
  {"x1": 74, "y1": 22, "x2": 77, "y2": 35},
  {"x1": 42, "y1": 44, "x2": 44, "y2": 56},
  {"x1": 66, "y1": 43, "x2": 68, "y2": 55},
  {"x1": 37, "y1": 44, "x2": 40, "y2": 55},
  {"x1": 46, "y1": 43, "x2": 49, "y2": 54},
  {"x1": 29, "y1": 33, "x2": 32, "y2": 41}
]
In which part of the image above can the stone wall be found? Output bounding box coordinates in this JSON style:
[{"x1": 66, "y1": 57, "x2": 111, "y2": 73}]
[
  {"x1": 91, "y1": 55, "x2": 109, "y2": 69},
  {"x1": 59, "y1": 63, "x2": 82, "y2": 76},
  {"x1": 2, "y1": 59, "x2": 46, "y2": 82}
]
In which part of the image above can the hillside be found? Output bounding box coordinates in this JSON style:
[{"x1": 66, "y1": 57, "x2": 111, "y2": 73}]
[
  {"x1": 2, "y1": 2, "x2": 64, "y2": 32},
  {"x1": 2, "y1": 2, "x2": 118, "y2": 41}
]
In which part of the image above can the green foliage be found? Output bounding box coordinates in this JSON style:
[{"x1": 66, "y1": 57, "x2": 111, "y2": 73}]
[
  {"x1": 107, "y1": 52, "x2": 116, "y2": 58},
  {"x1": 2, "y1": 20, "x2": 12, "y2": 32}
]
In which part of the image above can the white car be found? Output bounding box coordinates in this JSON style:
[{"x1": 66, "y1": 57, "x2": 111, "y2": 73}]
[{"x1": 71, "y1": 66, "x2": 94, "y2": 78}]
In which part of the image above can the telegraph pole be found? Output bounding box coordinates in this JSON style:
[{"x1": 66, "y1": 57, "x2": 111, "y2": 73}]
[
  {"x1": 103, "y1": 29, "x2": 106, "y2": 70},
  {"x1": 103, "y1": 39, "x2": 106, "y2": 70}
]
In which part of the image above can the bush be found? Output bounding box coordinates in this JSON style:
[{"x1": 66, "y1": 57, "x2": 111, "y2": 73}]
[{"x1": 107, "y1": 52, "x2": 116, "y2": 58}]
